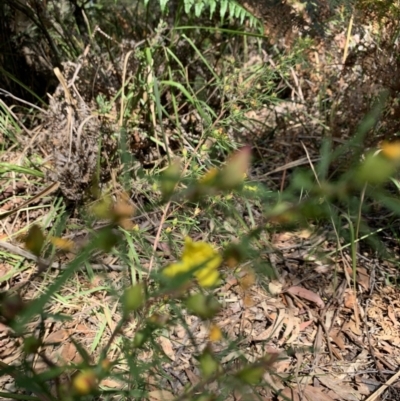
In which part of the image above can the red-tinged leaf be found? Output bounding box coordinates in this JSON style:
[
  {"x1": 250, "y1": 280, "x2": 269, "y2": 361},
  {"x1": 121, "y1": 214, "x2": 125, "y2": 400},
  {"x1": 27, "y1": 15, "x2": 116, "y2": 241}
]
[
  {"x1": 286, "y1": 286, "x2": 325, "y2": 308},
  {"x1": 299, "y1": 320, "x2": 313, "y2": 331}
]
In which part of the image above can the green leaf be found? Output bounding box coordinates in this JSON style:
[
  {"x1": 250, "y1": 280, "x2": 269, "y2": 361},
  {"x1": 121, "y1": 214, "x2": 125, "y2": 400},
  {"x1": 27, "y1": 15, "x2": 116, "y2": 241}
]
[
  {"x1": 160, "y1": 161, "x2": 181, "y2": 200},
  {"x1": 160, "y1": 0, "x2": 169, "y2": 13},
  {"x1": 185, "y1": 293, "x2": 221, "y2": 319},
  {"x1": 229, "y1": 2, "x2": 236, "y2": 19},
  {"x1": 0, "y1": 163, "x2": 43, "y2": 177},
  {"x1": 355, "y1": 153, "x2": 394, "y2": 186},
  {"x1": 235, "y1": 365, "x2": 264, "y2": 385},
  {"x1": 23, "y1": 336, "x2": 41, "y2": 354},
  {"x1": 122, "y1": 284, "x2": 145, "y2": 315},
  {"x1": 198, "y1": 346, "x2": 219, "y2": 378},
  {"x1": 195, "y1": 0, "x2": 204, "y2": 17},
  {"x1": 133, "y1": 329, "x2": 149, "y2": 348},
  {"x1": 184, "y1": 0, "x2": 194, "y2": 14},
  {"x1": 209, "y1": 0, "x2": 216, "y2": 18},
  {"x1": 92, "y1": 226, "x2": 119, "y2": 253},
  {"x1": 220, "y1": 0, "x2": 228, "y2": 19}
]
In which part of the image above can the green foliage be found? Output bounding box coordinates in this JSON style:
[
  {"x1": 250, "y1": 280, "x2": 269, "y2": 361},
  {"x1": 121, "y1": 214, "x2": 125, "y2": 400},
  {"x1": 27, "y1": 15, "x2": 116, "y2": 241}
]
[
  {"x1": 144, "y1": 0, "x2": 260, "y2": 27},
  {"x1": 3, "y1": 0, "x2": 400, "y2": 400}
]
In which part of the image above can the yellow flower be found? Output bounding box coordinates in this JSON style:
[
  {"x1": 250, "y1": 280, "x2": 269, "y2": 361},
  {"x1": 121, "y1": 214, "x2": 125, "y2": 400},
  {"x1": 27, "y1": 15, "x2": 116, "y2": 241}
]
[
  {"x1": 163, "y1": 237, "x2": 222, "y2": 287},
  {"x1": 381, "y1": 141, "x2": 400, "y2": 161},
  {"x1": 209, "y1": 324, "x2": 223, "y2": 342}
]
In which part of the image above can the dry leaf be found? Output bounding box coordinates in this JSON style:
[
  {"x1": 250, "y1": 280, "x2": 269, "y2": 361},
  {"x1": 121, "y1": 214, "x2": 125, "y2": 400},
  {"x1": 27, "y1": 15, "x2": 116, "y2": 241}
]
[
  {"x1": 344, "y1": 289, "x2": 356, "y2": 309},
  {"x1": 286, "y1": 286, "x2": 325, "y2": 308},
  {"x1": 330, "y1": 329, "x2": 346, "y2": 351},
  {"x1": 185, "y1": 368, "x2": 200, "y2": 386},
  {"x1": 387, "y1": 305, "x2": 398, "y2": 326},
  {"x1": 280, "y1": 385, "x2": 335, "y2": 401},
  {"x1": 343, "y1": 319, "x2": 361, "y2": 336},
  {"x1": 148, "y1": 390, "x2": 175, "y2": 401},
  {"x1": 356, "y1": 267, "x2": 370, "y2": 291},
  {"x1": 45, "y1": 329, "x2": 69, "y2": 344},
  {"x1": 60, "y1": 342, "x2": 79, "y2": 364},
  {"x1": 269, "y1": 280, "x2": 283, "y2": 295},
  {"x1": 355, "y1": 382, "x2": 371, "y2": 396},
  {"x1": 316, "y1": 370, "x2": 360, "y2": 401},
  {"x1": 243, "y1": 293, "x2": 255, "y2": 307},
  {"x1": 158, "y1": 336, "x2": 175, "y2": 361},
  {"x1": 101, "y1": 378, "x2": 122, "y2": 389},
  {"x1": 299, "y1": 320, "x2": 313, "y2": 331}
]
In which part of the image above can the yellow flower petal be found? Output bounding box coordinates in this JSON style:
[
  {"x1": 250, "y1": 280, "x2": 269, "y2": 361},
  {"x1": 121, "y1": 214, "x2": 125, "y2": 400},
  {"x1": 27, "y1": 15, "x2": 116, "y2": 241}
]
[
  {"x1": 50, "y1": 236, "x2": 75, "y2": 252},
  {"x1": 381, "y1": 141, "x2": 400, "y2": 160},
  {"x1": 195, "y1": 268, "x2": 220, "y2": 287},
  {"x1": 209, "y1": 324, "x2": 222, "y2": 342},
  {"x1": 162, "y1": 262, "x2": 187, "y2": 277},
  {"x1": 162, "y1": 237, "x2": 222, "y2": 288}
]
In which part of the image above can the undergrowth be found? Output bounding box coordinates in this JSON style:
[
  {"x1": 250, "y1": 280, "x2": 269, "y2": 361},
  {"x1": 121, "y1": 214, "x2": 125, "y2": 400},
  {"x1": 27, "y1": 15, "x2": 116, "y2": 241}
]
[{"x1": 2, "y1": 1, "x2": 400, "y2": 400}]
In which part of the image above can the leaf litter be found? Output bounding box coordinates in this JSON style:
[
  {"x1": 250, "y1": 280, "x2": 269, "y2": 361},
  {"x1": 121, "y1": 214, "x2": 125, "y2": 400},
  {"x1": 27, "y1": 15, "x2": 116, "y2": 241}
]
[{"x1": 2, "y1": 4, "x2": 400, "y2": 400}]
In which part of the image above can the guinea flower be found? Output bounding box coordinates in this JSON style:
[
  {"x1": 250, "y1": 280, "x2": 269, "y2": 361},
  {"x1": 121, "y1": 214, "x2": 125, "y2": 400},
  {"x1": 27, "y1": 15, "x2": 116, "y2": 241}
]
[{"x1": 163, "y1": 237, "x2": 222, "y2": 288}]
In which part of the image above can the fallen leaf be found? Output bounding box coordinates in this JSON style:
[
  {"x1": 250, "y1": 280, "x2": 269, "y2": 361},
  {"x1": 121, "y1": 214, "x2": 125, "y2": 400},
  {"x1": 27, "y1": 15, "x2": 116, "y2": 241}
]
[
  {"x1": 344, "y1": 289, "x2": 356, "y2": 309},
  {"x1": 356, "y1": 267, "x2": 370, "y2": 291},
  {"x1": 158, "y1": 336, "x2": 175, "y2": 361},
  {"x1": 148, "y1": 390, "x2": 175, "y2": 401},
  {"x1": 60, "y1": 342, "x2": 79, "y2": 364},
  {"x1": 355, "y1": 382, "x2": 371, "y2": 396},
  {"x1": 185, "y1": 368, "x2": 200, "y2": 386},
  {"x1": 286, "y1": 286, "x2": 325, "y2": 308},
  {"x1": 387, "y1": 305, "x2": 398, "y2": 326},
  {"x1": 330, "y1": 329, "x2": 346, "y2": 351},
  {"x1": 316, "y1": 370, "x2": 360, "y2": 401},
  {"x1": 279, "y1": 385, "x2": 335, "y2": 401},
  {"x1": 343, "y1": 318, "x2": 361, "y2": 336},
  {"x1": 269, "y1": 280, "x2": 283, "y2": 295},
  {"x1": 45, "y1": 329, "x2": 69, "y2": 344},
  {"x1": 101, "y1": 378, "x2": 122, "y2": 389},
  {"x1": 279, "y1": 387, "x2": 300, "y2": 401},
  {"x1": 299, "y1": 320, "x2": 313, "y2": 331}
]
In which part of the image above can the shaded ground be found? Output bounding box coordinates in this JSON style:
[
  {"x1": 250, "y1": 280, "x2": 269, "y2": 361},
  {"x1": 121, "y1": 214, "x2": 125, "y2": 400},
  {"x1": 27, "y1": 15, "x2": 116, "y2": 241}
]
[{"x1": 1, "y1": 227, "x2": 400, "y2": 400}]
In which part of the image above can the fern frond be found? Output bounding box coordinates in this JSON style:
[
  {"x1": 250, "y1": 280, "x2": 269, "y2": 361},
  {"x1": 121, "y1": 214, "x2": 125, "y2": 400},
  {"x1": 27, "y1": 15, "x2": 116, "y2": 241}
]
[{"x1": 148, "y1": 0, "x2": 261, "y2": 29}]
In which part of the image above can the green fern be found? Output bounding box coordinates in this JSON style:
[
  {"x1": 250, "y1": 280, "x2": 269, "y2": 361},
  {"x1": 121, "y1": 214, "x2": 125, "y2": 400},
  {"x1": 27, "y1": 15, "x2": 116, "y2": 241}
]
[{"x1": 144, "y1": 0, "x2": 260, "y2": 28}]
